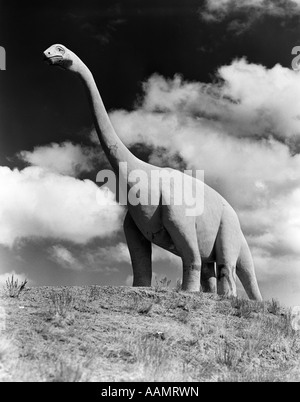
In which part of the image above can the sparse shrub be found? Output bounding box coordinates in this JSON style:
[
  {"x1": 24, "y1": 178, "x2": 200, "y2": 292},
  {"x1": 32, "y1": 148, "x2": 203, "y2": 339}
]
[
  {"x1": 280, "y1": 310, "x2": 298, "y2": 338},
  {"x1": 153, "y1": 331, "x2": 166, "y2": 341},
  {"x1": 262, "y1": 311, "x2": 298, "y2": 339},
  {"x1": 252, "y1": 300, "x2": 267, "y2": 314},
  {"x1": 5, "y1": 275, "x2": 27, "y2": 298},
  {"x1": 189, "y1": 295, "x2": 204, "y2": 310},
  {"x1": 216, "y1": 339, "x2": 240, "y2": 368},
  {"x1": 50, "y1": 361, "x2": 83, "y2": 382},
  {"x1": 230, "y1": 297, "x2": 265, "y2": 318},
  {"x1": 154, "y1": 276, "x2": 171, "y2": 292},
  {"x1": 49, "y1": 288, "x2": 74, "y2": 318},
  {"x1": 131, "y1": 293, "x2": 140, "y2": 305},
  {"x1": 130, "y1": 293, "x2": 153, "y2": 315},
  {"x1": 137, "y1": 302, "x2": 153, "y2": 315},
  {"x1": 241, "y1": 331, "x2": 265, "y2": 361},
  {"x1": 177, "y1": 310, "x2": 190, "y2": 324},
  {"x1": 240, "y1": 311, "x2": 300, "y2": 364},
  {"x1": 268, "y1": 299, "x2": 281, "y2": 316},
  {"x1": 215, "y1": 299, "x2": 233, "y2": 315},
  {"x1": 132, "y1": 334, "x2": 171, "y2": 379},
  {"x1": 105, "y1": 348, "x2": 136, "y2": 363},
  {"x1": 164, "y1": 291, "x2": 183, "y2": 311},
  {"x1": 174, "y1": 278, "x2": 182, "y2": 292},
  {"x1": 88, "y1": 285, "x2": 101, "y2": 301},
  {"x1": 231, "y1": 298, "x2": 253, "y2": 318}
]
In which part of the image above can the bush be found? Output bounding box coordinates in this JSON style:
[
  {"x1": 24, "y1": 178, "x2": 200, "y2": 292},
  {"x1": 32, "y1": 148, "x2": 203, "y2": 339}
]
[
  {"x1": 216, "y1": 339, "x2": 240, "y2": 368},
  {"x1": 267, "y1": 299, "x2": 281, "y2": 316},
  {"x1": 49, "y1": 288, "x2": 74, "y2": 318},
  {"x1": 5, "y1": 275, "x2": 27, "y2": 298},
  {"x1": 154, "y1": 276, "x2": 171, "y2": 292}
]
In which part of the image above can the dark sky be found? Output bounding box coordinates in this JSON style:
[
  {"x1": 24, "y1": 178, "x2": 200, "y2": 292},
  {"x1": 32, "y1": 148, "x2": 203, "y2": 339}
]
[{"x1": 0, "y1": 0, "x2": 298, "y2": 165}]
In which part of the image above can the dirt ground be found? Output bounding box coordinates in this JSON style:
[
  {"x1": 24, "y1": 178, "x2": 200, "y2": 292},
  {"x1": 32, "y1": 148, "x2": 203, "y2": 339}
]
[{"x1": 0, "y1": 285, "x2": 300, "y2": 382}]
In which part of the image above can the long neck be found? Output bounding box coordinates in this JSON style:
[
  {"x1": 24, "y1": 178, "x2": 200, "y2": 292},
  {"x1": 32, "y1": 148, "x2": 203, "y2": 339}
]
[{"x1": 76, "y1": 62, "x2": 138, "y2": 173}]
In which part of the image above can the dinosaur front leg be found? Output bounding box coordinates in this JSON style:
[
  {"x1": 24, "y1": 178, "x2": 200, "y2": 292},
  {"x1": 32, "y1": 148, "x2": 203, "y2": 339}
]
[
  {"x1": 123, "y1": 212, "x2": 152, "y2": 287},
  {"x1": 201, "y1": 262, "x2": 217, "y2": 293},
  {"x1": 162, "y1": 207, "x2": 201, "y2": 292}
]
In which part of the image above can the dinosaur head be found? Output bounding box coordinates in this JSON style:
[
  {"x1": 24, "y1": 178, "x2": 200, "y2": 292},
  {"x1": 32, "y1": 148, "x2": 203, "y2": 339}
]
[{"x1": 43, "y1": 44, "x2": 82, "y2": 72}]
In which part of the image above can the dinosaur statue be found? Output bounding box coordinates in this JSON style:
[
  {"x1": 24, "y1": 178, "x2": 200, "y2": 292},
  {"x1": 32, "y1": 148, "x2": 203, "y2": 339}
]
[{"x1": 43, "y1": 44, "x2": 262, "y2": 300}]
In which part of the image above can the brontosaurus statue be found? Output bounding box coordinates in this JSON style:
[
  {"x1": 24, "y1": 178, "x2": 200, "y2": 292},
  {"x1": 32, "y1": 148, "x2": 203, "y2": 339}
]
[{"x1": 43, "y1": 44, "x2": 262, "y2": 300}]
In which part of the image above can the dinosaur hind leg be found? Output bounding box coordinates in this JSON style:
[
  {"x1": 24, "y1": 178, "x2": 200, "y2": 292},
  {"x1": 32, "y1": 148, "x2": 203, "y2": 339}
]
[
  {"x1": 215, "y1": 221, "x2": 241, "y2": 298},
  {"x1": 201, "y1": 262, "x2": 216, "y2": 293},
  {"x1": 215, "y1": 259, "x2": 237, "y2": 298},
  {"x1": 236, "y1": 236, "x2": 263, "y2": 301},
  {"x1": 123, "y1": 212, "x2": 152, "y2": 287}
]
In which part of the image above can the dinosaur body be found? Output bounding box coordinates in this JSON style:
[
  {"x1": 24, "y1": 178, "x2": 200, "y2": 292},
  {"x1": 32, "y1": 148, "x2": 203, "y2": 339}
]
[{"x1": 44, "y1": 44, "x2": 262, "y2": 300}]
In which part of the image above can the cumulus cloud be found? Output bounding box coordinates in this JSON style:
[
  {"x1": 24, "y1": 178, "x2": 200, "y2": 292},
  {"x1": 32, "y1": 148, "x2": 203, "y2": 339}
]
[
  {"x1": 107, "y1": 60, "x2": 300, "y2": 297},
  {"x1": 48, "y1": 243, "x2": 123, "y2": 274},
  {"x1": 200, "y1": 0, "x2": 300, "y2": 32},
  {"x1": 49, "y1": 245, "x2": 82, "y2": 271},
  {"x1": 117, "y1": 62, "x2": 300, "y2": 146},
  {"x1": 201, "y1": 0, "x2": 300, "y2": 20},
  {"x1": 0, "y1": 165, "x2": 123, "y2": 247},
  {"x1": 86, "y1": 242, "x2": 130, "y2": 265},
  {"x1": 18, "y1": 141, "x2": 98, "y2": 177}
]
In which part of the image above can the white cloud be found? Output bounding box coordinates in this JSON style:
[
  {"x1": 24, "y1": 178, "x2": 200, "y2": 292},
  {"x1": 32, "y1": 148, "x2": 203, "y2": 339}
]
[
  {"x1": 117, "y1": 62, "x2": 300, "y2": 144},
  {"x1": 49, "y1": 244, "x2": 121, "y2": 274},
  {"x1": 49, "y1": 245, "x2": 82, "y2": 271},
  {"x1": 19, "y1": 141, "x2": 97, "y2": 177},
  {"x1": 87, "y1": 243, "x2": 130, "y2": 265},
  {"x1": 0, "y1": 165, "x2": 123, "y2": 247},
  {"x1": 201, "y1": 0, "x2": 300, "y2": 22}
]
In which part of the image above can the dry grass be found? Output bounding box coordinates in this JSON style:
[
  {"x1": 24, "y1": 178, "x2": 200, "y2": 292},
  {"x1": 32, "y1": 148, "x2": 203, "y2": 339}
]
[
  {"x1": 0, "y1": 336, "x2": 19, "y2": 381},
  {"x1": 48, "y1": 361, "x2": 84, "y2": 382},
  {"x1": 0, "y1": 337, "x2": 14, "y2": 364},
  {"x1": 0, "y1": 286, "x2": 299, "y2": 382}
]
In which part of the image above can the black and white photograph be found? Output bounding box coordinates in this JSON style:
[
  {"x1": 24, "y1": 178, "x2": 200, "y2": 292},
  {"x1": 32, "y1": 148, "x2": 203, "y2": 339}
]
[{"x1": 1, "y1": 0, "x2": 300, "y2": 384}]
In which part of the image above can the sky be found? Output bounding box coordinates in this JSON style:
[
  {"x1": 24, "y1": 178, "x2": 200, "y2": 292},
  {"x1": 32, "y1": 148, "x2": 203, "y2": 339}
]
[{"x1": 1, "y1": 0, "x2": 300, "y2": 306}]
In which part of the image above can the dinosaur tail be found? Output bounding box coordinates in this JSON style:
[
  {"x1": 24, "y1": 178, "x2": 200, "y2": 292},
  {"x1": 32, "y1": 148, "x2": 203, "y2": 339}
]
[{"x1": 236, "y1": 235, "x2": 263, "y2": 301}]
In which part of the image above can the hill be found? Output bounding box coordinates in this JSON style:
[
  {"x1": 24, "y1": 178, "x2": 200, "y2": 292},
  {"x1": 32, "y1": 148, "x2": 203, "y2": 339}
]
[{"x1": 0, "y1": 284, "x2": 299, "y2": 382}]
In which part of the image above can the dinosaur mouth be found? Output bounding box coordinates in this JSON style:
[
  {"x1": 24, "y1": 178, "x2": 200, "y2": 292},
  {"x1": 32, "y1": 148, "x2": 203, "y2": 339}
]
[{"x1": 44, "y1": 55, "x2": 63, "y2": 65}]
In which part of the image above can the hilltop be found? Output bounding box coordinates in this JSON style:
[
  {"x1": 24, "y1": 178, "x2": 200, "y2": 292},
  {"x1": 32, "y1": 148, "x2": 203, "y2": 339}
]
[{"x1": 0, "y1": 284, "x2": 299, "y2": 382}]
